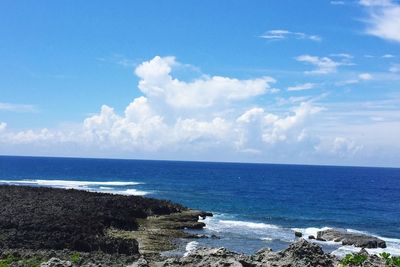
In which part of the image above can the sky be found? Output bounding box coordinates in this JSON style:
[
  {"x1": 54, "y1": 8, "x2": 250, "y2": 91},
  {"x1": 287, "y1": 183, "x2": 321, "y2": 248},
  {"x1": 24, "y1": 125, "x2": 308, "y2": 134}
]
[{"x1": 0, "y1": 0, "x2": 400, "y2": 167}]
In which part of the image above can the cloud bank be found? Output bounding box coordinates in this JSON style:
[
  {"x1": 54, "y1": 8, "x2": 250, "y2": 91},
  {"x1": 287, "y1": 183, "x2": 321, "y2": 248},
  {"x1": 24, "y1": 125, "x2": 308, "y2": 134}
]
[{"x1": 1, "y1": 56, "x2": 398, "y2": 166}]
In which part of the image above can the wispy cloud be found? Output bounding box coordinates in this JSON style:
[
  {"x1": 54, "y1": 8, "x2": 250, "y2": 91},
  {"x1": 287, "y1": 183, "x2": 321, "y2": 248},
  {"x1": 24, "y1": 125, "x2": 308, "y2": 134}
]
[
  {"x1": 330, "y1": 1, "x2": 345, "y2": 5},
  {"x1": 0, "y1": 103, "x2": 37, "y2": 113},
  {"x1": 260, "y1": 29, "x2": 321, "y2": 42},
  {"x1": 330, "y1": 53, "x2": 353, "y2": 59},
  {"x1": 287, "y1": 83, "x2": 316, "y2": 91},
  {"x1": 97, "y1": 54, "x2": 137, "y2": 68},
  {"x1": 359, "y1": 0, "x2": 400, "y2": 43},
  {"x1": 382, "y1": 54, "x2": 396, "y2": 58},
  {"x1": 389, "y1": 64, "x2": 400, "y2": 73},
  {"x1": 296, "y1": 55, "x2": 343, "y2": 75},
  {"x1": 335, "y1": 72, "x2": 373, "y2": 86}
]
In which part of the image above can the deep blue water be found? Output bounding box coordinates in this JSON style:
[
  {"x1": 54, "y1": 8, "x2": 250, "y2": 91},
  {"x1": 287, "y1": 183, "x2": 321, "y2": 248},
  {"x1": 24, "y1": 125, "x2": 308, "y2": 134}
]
[{"x1": 0, "y1": 155, "x2": 399, "y2": 255}]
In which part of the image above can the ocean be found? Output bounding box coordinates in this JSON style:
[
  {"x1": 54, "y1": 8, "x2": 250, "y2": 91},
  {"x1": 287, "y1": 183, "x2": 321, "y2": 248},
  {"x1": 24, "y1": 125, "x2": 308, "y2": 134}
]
[{"x1": 0, "y1": 155, "x2": 399, "y2": 257}]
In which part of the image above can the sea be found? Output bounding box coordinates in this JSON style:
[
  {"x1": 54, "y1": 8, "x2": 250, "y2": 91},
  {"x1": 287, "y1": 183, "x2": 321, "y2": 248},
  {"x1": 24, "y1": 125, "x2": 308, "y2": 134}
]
[{"x1": 0, "y1": 155, "x2": 399, "y2": 257}]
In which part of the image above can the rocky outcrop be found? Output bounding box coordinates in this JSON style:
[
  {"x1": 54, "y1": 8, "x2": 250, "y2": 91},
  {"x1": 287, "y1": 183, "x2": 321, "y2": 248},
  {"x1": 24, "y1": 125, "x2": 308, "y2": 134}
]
[
  {"x1": 107, "y1": 210, "x2": 213, "y2": 255},
  {"x1": 138, "y1": 239, "x2": 340, "y2": 267},
  {"x1": 316, "y1": 229, "x2": 386, "y2": 248},
  {"x1": 0, "y1": 185, "x2": 187, "y2": 255}
]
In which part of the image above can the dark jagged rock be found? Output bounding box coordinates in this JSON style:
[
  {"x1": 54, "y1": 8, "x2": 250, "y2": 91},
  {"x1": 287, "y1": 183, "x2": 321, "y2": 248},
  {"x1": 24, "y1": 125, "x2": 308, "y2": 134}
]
[
  {"x1": 309, "y1": 235, "x2": 316, "y2": 240},
  {"x1": 274, "y1": 239, "x2": 338, "y2": 266},
  {"x1": 294, "y1": 231, "x2": 303, "y2": 237},
  {"x1": 0, "y1": 185, "x2": 186, "y2": 255},
  {"x1": 317, "y1": 229, "x2": 386, "y2": 248},
  {"x1": 143, "y1": 239, "x2": 340, "y2": 267}
]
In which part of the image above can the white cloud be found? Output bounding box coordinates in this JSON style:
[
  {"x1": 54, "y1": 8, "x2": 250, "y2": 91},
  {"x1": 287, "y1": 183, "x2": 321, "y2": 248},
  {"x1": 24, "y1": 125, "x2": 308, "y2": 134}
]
[
  {"x1": 2, "y1": 55, "x2": 397, "y2": 166},
  {"x1": 135, "y1": 56, "x2": 275, "y2": 108},
  {"x1": 382, "y1": 54, "x2": 395, "y2": 58},
  {"x1": 236, "y1": 103, "x2": 322, "y2": 147},
  {"x1": 330, "y1": 1, "x2": 345, "y2": 5},
  {"x1": 360, "y1": 0, "x2": 400, "y2": 43},
  {"x1": 0, "y1": 103, "x2": 37, "y2": 113},
  {"x1": 359, "y1": 72, "x2": 373, "y2": 80},
  {"x1": 0, "y1": 122, "x2": 7, "y2": 132},
  {"x1": 287, "y1": 83, "x2": 316, "y2": 91},
  {"x1": 359, "y1": 0, "x2": 392, "y2": 6},
  {"x1": 0, "y1": 56, "x2": 324, "y2": 160},
  {"x1": 389, "y1": 64, "x2": 400, "y2": 72},
  {"x1": 260, "y1": 29, "x2": 321, "y2": 42},
  {"x1": 330, "y1": 53, "x2": 353, "y2": 59},
  {"x1": 296, "y1": 55, "x2": 342, "y2": 75}
]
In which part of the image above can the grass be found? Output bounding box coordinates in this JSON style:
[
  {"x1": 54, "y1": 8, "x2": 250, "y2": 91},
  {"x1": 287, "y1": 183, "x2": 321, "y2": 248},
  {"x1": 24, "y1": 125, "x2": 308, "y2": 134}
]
[{"x1": 0, "y1": 254, "x2": 44, "y2": 267}]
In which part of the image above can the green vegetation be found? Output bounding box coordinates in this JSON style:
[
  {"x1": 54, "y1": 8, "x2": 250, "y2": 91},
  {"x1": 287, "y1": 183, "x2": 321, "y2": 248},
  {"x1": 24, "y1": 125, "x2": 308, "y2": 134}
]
[
  {"x1": 379, "y1": 252, "x2": 400, "y2": 267},
  {"x1": 0, "y1": 254, "x2": 21, "y2": 267},
  {"x1": 0, "y1": 254, "x2": 44, "y2": 267},
  {"x1": 341, "y1": 253, "x2": 367, "y2": 266},
  {"x1": 70, "y1": 252, "x2": 81, "y2": 265}
]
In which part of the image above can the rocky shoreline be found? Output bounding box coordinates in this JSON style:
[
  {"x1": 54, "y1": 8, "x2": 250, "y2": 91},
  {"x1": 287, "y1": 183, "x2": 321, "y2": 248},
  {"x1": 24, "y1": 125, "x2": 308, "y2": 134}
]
[{"x1": 0, "y1": 185, "x2": 394, "y2": 266}]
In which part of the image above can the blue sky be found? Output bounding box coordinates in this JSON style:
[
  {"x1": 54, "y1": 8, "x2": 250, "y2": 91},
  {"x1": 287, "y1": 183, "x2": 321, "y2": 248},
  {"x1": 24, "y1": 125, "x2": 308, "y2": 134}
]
[{"x1": 1, "y1": 0, "x2": 400, "y2": 167}]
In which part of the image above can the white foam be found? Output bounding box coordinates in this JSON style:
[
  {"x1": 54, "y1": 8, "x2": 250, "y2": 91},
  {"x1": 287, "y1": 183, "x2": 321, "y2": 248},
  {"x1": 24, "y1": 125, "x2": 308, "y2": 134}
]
[
  {"x1": 99, "y1": 186, "x2": 113, "y2": 190},
  {"x1": 0, "y1": 179, "x2": 149, "y2": 196},
  {"x1": 292, "y1": 227, "x2": 332, "y2": 239},
  {"x1": 184, "y1": 241, "x2": 199, "y2": 257},
  {"x1": 219, "y1": 220, "x2": 280, "y2": 230},
  {"x1": 292, "y1": 226, "x2": 400, "y2": 257},
  {"x1": 115, "y1": 189, "x2": 149, "y2": 196},
  {"x1": 201, "y1": 215, "x2": 294, "y2": 243}
]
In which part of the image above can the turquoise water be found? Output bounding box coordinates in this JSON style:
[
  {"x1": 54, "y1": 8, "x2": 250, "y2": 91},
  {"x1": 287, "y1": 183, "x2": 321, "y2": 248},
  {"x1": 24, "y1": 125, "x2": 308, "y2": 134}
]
[{"x1": 0, "y1": 156, "x2": 399, "y2": 256}]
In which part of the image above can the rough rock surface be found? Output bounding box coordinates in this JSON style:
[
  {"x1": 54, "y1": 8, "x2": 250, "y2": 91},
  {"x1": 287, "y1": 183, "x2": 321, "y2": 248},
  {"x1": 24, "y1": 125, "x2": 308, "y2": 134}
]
[
  {"x1": 138, "y1": 239, "x2": 341, "y2": 267},
  {"x1": 317, "y1": 229, "x2": 386, "y2": 248},
  {"x1": 0, "y1": 185, "x2": 186, "y2": 254}
]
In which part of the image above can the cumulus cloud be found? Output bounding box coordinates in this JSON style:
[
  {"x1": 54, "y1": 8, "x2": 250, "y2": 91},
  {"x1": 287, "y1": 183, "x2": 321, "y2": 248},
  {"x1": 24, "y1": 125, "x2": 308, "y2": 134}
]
[
  {"x1": 260, "y1": 30, "x2": 321, "y2": 42},
  {"x1": 296, "y1": 55, "x2": 342, "y2": 75},
  {"x1": 360, "y1": 0, "x2": 400, "y2": 43},
  {"x1": 0, "y1": 56, "x2": 323, "y2": 160},
  {"x1": 135, "y1": 56, "x2": 275, "y2": 108},
  {"x1": 287, "y1": 83, "x2": 316, "y2": 91}
]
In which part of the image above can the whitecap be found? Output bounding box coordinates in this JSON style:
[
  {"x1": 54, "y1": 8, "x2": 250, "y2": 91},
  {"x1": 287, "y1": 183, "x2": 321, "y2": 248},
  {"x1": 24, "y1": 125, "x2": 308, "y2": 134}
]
[
  {"x1": 219, "y1": 220, "x2": 280, "y2": 230},
  {"x1": 0, "y1": 179, "x2": 149, "y2": 196}
]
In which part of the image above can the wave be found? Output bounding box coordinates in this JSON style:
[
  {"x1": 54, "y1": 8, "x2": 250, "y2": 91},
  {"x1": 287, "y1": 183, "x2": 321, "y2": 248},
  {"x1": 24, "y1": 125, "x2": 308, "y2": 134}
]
[
  {"x1": 201, "y1": 215, "x2": 294, "y2": 244},
  {"x1": 184, "y1": 241, "x2": 199, "y2": 257},
  {"x1": 0, "y1": 179, "x2": 149, "y2": 196},
  {"x1": 218, "y1": 220, "x2": 280, "y2": 230}
]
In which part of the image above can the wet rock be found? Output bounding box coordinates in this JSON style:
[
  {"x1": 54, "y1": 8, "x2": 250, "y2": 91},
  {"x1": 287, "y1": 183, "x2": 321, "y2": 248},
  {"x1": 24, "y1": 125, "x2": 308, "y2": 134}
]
[
  {"x1": 309, "y1": 235, "x2": 315, "y2": 239},
  {"x1": 317, "y1": 229, "x2": 386, "y2": 248},
  {"x1": 294, "y1": 231, "x2": 303, "y2": 238}
]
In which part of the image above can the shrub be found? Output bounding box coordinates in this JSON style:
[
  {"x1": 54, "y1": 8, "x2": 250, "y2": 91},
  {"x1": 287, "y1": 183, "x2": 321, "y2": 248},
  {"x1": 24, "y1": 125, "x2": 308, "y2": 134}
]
[
  {"x1": 341, "y1": 253, "x2": 367, "y2": 266},
  {"x1": 378, "y1": 252, "x2": 400, "y2": 267},
  {"x1": 70, "y1": 252, "x2": 81, "y2": 265}
]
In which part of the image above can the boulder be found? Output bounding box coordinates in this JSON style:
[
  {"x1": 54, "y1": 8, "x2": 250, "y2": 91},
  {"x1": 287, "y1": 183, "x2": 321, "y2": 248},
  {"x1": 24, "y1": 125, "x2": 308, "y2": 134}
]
[
  {"x1": 294, "y1": 231, "x2": 303, "y2": 238},
  {"x1": 316, "y1": 229, "x2": 386, "y2": 248}
]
